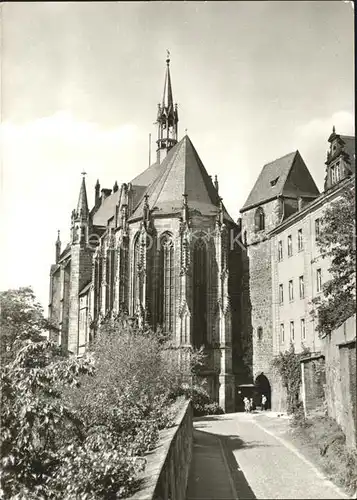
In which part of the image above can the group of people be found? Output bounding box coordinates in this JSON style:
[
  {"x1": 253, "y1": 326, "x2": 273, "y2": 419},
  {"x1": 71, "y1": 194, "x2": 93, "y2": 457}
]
[{"x1": 243, "y1": 394, "x2": 267, "y2": 413}]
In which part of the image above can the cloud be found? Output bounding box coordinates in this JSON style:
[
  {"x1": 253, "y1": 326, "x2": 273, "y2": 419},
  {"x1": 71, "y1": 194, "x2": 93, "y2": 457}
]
[{"x1": 0, "y1": 112, "x2": 142, "y2": 308}]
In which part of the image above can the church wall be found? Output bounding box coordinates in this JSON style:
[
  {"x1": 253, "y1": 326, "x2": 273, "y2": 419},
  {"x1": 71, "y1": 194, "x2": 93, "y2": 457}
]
[
  {"x1": 68, "y1": 246, "x2": 92, "y2": 354},
  {"x1": 61, "y1": 261, "x2": 71, "y2": 350},
  {"x1": 49, "y1": 268, "x2": 61, "y2": 342}
]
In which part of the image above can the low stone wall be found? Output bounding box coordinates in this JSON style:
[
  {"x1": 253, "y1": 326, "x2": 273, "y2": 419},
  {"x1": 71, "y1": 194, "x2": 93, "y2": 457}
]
[
  {"x1": 322, "y1": 315, "x2": 356, "y2": 448},
  {"x1": 128, "y1": 399, "x2": 193, "y2": 500}
]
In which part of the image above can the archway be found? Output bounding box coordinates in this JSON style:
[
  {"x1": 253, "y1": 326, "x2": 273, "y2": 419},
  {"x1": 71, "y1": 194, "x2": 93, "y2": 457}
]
[{"x1": 255, "y1": 373, "x2": 271, "y2": 410}]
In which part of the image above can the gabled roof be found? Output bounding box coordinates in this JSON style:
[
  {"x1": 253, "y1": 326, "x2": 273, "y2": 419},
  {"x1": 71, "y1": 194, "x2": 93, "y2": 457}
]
[
  {"x1": 92, "y1": 190, "x2": 121, "y2": 227},
  {"x1": 241, "y1": 150, "x2": 319, "y2": 212},
  {"x1": 129, "y1": 135, "x2": 234, "y2": 223}
]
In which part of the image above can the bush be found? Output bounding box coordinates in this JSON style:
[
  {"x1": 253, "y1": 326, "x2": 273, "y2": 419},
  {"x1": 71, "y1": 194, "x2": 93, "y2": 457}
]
[
  {"x1": 1, "y1": 314, "x2": 201, "y2": 499},
  {"x1": 174, "y1": 382, "x2": 224, "y2": 416}
]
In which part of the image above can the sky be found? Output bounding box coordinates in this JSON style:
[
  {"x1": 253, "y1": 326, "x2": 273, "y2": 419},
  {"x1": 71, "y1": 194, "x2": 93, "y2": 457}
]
[{"x1": 0, "y1": 1, "x2": 354, "y2": 311}]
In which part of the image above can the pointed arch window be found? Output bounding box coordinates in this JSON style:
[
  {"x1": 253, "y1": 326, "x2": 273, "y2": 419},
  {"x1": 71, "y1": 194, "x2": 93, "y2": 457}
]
[
  {"x1": 94, "y1": 255, "x2": 102, "y2": 318},
  {"x1": 193, "y1": 238, "x2": 207, "y2": 348},
  {"x1": 158, "y1": 234, "x2": 174, "y2": 332},
  {"x1": 119, "y1": 237, "x2": 129, "y2": 311},
  {"x1": 255, "y1": 207, "x2": 265, "y2": 232},
  {"x1": 132, "y1": 234, "x2": 141, "y2": 314}
]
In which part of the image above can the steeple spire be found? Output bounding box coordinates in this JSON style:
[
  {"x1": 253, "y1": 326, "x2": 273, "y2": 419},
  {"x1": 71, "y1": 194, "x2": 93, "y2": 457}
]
[
  {"x1": 76, "y1": 172, "x2": 89, "y2": 220},
  {"x1": 162, "y1": 50, "x2": 174, "y2": 110},
  {"x1": 156, "y1": 51, "x2": 179, "y2": 163}
]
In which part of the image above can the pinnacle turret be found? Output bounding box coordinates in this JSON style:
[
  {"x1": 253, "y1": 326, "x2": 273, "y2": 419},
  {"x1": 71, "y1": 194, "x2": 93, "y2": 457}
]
[
  {"x1": 76, "y1": 174, "x2": 89, "y2": 220},
  {"x1": 156, "y1": 51, "x2": 179, "y2": 162}
]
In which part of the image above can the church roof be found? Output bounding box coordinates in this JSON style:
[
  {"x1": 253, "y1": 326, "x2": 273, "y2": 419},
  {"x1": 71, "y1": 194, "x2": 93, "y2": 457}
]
[
  {"x1": 241, "y1": 150, "x2": 319, "y2": 212},
  {"x1": 92, "y1": 190, "x2": 121, "y2": 227},
  {"x1": 130, "y1": 161, "x2": 163, "y2": 187},
  {"x1": 129, "y1": 135, "x2": 234, "y2": 223}
]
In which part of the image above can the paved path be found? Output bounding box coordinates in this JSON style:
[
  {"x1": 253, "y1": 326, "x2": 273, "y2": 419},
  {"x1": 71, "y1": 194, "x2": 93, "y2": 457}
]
[{"x1": 186, "y1": 412, "x2": 349, "y2": 500}]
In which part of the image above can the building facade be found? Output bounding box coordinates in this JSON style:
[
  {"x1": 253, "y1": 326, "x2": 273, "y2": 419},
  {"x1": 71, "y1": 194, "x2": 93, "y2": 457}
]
[
  {"x1": 240, "y1": 127, "x2": 355, "y2": 410},
  {"x1": 48, "y1": 56, "x2": 245, "y2": 412}
]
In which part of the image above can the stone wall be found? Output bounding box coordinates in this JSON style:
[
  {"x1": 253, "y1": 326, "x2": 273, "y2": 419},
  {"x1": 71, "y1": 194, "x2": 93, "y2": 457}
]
[
  {"x1": 128, "y1": 400, "x2": 193, "y2": 500},
  {"x1": 301, "y1": 355, "x2": 326, "y2": 415},
  {"x1": 323, "y1": 315, "x2": 356, "y2": 448},
  {"x1": 241, "y1": 198, "x2": 282, "y2": 407}
]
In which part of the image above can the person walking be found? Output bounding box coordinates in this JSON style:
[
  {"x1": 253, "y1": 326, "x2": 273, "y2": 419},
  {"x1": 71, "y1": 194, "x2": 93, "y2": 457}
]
[
  {"x1": 243, "y1": 397, "x2": 250, "y2": 413},
  {"x1": 261, "y1": 394, "x2": 267, "y2": 411},
  {"x1": 249, "y1": 397, "x2": 254, "y2": 412}
]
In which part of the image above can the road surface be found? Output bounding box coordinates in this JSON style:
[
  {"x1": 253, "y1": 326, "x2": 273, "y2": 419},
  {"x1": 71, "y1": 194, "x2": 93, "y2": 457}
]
[{"x1": 186, "y1": 411, "x2": 349, "y2": 500}]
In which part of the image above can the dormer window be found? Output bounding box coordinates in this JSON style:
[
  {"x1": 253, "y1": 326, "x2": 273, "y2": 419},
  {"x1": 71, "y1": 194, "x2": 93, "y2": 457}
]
[
  {"x1": 270, "y1": 177, "x2": 279, "y2": 187},
  {"x1": 331, "y1": 161, "x2": 341, "y2": 185},
  {"x1": 254, "y1": 207, "x2": 265, "y2": 232}
]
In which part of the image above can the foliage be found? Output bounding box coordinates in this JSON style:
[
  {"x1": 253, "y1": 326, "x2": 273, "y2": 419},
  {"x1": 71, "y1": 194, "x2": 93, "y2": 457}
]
[
  {"x1": 271, "y1": 343, "x2": 310, "y2": 414},
  {"x1": 0, "y1": 309, "x2": 200, "y2": 499},
  {"x1": 291, "y1": 414, "x2": 357, "y2": 495},
  {"x1": 0, "y1": 287, "x2": 58, "y2": 365},
  {"x1": 174, "y1": 381, "x2": 224, "y2": 416},
  {"x1": 311, "y1": 184, "x2": 356, "y2": 336},
  {"x1": 0, "y1": 340, "x2": 98, "y2": 499}
]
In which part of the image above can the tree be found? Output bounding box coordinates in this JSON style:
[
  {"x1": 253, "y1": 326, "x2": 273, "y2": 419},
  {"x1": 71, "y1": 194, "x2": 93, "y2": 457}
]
[
  {"x1": 0, "y1": 287, "x2": 57, "y2": 365},
  {"x1": 312, "y1": 183, "x2": 356, "y2": 335}
]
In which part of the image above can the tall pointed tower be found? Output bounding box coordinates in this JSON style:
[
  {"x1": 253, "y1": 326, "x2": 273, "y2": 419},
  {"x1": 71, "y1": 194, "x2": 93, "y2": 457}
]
[
  {"x1": 68, "y1": 174, "x2": 93, "y2": 354},
  {"x1": 156, "y1": 51, "x2": 179, "y2": 163}
]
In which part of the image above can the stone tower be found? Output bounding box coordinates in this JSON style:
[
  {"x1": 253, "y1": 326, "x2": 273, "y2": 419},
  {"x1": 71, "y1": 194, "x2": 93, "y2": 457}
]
[
  {"x1": 240, "y1": 151, "x2": 320, "y2": 408},
  {"x1": 67, "y1": 174, "x2": 93, "y2": 354}
]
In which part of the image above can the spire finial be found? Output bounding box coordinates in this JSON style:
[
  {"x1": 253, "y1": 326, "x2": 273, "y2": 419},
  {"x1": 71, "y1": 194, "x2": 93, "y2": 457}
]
[
  {"x1": 166, "y1": 49, "x2": 170, "y2": 64},
  {"x1": 81, "y1": 170, "x2": 87, "y2": 177},
  {"x1": 57, "y1": 229, "x2": 61, "y2": 241},
  {"x1": 332, "y1": 125, "x2": 336, "y2": 134}
]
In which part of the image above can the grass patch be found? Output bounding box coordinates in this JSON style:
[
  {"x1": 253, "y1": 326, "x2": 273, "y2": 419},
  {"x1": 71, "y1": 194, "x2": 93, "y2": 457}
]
[{"x1": 290, "y1": 411, "x2": 357, "y2": 496}]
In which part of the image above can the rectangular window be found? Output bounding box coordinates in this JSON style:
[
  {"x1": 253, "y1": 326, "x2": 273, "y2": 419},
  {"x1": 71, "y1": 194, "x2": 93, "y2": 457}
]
[
  {"x1": 299, "y1": 275, "x2": 305, "y2": 299},
  {"x1": 335, "y1": 162, "x2": 340, "y2": 182},
  {"x1": 279, "y1": 284, "x2": 284, "y2": 305},
  {"x1": 331, "y1": 165, "x2": 336, "y2": 184},
  {"x1": 297, "y1": 229, "x2": 303, "y2": 251},
  {"x1": 300, "y1": 318, "x2": 306, "y2": 340},
  {"x1": 289, "y1": 279, "x2": 294, "y2": 301},
  {"x1": 315, "y1": 218, "x2": 320, "y2": 238},
  {"x1": 278, "y1": 240, "x2": 283, "y2": 261},
  {"x1": 316, "y1": 268, "x2": 322, "y2": 293},
  {"x1": 290, "y1": 321, "x2": 295, "y2": 341},
  {"x1": 287, "y1": 235, "x2": 293, "y2": 257},
  {"x1": 280, "y1": 323, "x2": 285, "y2": 342}
]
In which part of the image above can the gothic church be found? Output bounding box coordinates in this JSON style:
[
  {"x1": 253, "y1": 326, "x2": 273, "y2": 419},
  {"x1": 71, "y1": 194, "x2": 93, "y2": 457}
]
[
  {"x1": 48, "y1": 55, "x2": 243, "y2": 412},
  {"x1": 49, "y1": 55, "x2": 355, "y2": 414}
]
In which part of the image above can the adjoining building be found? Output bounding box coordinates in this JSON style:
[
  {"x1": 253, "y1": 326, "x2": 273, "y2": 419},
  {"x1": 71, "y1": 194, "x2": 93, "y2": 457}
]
[{"x1": 241, "y1": 127, "x2": 355, "y2": 413}]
